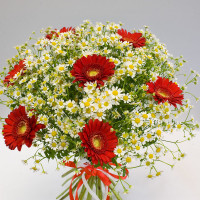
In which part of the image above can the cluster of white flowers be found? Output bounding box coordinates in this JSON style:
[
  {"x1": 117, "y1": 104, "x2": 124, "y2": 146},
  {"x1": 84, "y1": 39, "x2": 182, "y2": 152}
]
[{"x1": 0, "y1": 20, "x2": 199, "y2": 178}]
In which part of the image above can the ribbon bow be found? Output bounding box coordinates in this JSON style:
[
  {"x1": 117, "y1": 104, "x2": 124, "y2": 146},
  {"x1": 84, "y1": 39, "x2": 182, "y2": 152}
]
[{"x1": 65, "y1": 160, "x2": 129, "y2": 200}]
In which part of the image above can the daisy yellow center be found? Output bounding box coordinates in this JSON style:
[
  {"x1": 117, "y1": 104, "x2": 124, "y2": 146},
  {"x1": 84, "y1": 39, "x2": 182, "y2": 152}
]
[
  {"x1": 59, "y1": 66, "x2": 64, "y2": 71},
  {"x1": 147, "y1": 133, "x2": 152, "y2": 139},
  {"x1": 92, "y1": 135, "x2": 102, "y2": 150},
  {"x1": 156, "y1": 130, "x2": 162, "y2": 136},
  {"x1": 123, "y1": 96, "x2": 128, "y2": 101},
  {"x1": 156, "y1": 147, "x2": 161, "y2": 153},
  {"x1": 126, "y1": 157, "x2": 132, "y2": 163},
  {"x1": 51, "y1": 131, "x2": 57, "y2": 137},
  {"x1": 138, "y1": 60, "x2": 143, "y2": 64},
  {"x1": 135, "y1": 118, "x2": 140, "y2": 124},
  {"x1": 61, "y1": 142, "x2": 66, "y2": 147},
  {"x1": 112, "y1": 90, "x2": 118, "y2": 96},
  {"x1": 68, "y1": 103, "x2": 73, "y2": 108},
  {"x1": 136, "y1": 146, "x2": 140, "y2": 150},
  {"x1": 88, "y1": 70, "x2": 99, "y2": 77},
  {"x1": 17, "y1": 121, "x2": 27, "y2": 135},
  {"x1": 97, "y1": 112, "x2": 103, "y2": 117},
  {"x1": 149, "y1": 154, "x2": 153, "y2": 159},
  {"x1": 117, "y1": 149, "x2": 122, "y2": 154},
  {"x1": 142, "y1": 114, "x2": 148, "y2": 119}
]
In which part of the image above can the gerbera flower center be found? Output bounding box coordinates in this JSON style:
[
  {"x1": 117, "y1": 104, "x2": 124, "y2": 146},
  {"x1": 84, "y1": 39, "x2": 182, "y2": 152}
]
[
  {"x1": 157, "y1": 88, "x2": 170, "y2": 98},
  {"x1": 92, "y1": 135, "x2": 103, "y2": 150},
  {"x1": 88, "y1": 70, "x2": 99, "y2": 77},
  {"x1": 71, "y1": 54, "x2": 115, "y2": 87},
  {"x1": 17, "y1": 121, "x2": 27, "y2": 135},
  {"x1": 123, "y1": 37, "x2": 133, "y2": 43}
]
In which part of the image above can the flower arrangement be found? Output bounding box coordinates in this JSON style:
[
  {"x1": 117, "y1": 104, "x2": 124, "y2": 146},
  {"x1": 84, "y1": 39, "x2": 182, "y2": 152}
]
[{"x1": 0, "y1": 20, "x2": 199, "y2": 200}]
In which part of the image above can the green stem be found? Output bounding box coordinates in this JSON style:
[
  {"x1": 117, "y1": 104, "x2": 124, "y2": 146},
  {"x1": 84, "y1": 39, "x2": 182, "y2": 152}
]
[
  {"x1": 98, "y1": 176, "x2": 102, "y2": 200},
  {"x1": 186, "y1": 77, "x2": 196, "y2": 85},
  {"x1": 185, "y1": 72, "x2": 192, "y2": 83},
  {"x1": 109, "y1": 184, "x2": 123, "y2": 200},
  {"x1": 156, "y1": 160, "x2": 174, "y2": 168},
  {"x1": 62, "y1": 175, "x2": 74, "y2": 186},
  {"x1": 128, "y1": 164, "x2": 144, "y2": 169},
  {"x1": 61, "y1": 168, "x2": 76, "y2": 178},
  {"x1": 185, "y1": 92, "x2": 198, "y2": 101},
  {"x1": 86, "y1": 177, "x2": 94, "y2": 200},
  {"x1": 96, "y1": 176, "x2": 102, "y2": 200},
  {"x1": 56, "y1": 176, "x2": 81, "y2": 200},
  {"x1": 185, "y1": 107, "x2": 191, "y2": 122},
  {"x1": 79, "y1": 181, "x2": 87, "y2": 200}
]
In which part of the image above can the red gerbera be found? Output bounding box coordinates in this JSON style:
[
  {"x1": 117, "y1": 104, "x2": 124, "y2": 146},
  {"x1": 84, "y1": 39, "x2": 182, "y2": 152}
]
[
  {"x1": 78, "y1": 119, "x2": 118, "y2": 165},
  {"x1": 60, "y1": 26, "x2": 75, "y2": 33},
  {"x1": 3, "y1": 106, "x2": 46, "y2": 151},
  {"x1": 70, "y1": 54, "x2": 115, "y2": 87},
  {"x1": 46, "y1": 27, "x2": 75, "y2": 39},
  {"x1": 45, "y1": 30, "x2": 59, "y2": 40},
  {"x1": 146, "y1": 76, "x2": 184, "y2": 107},
  {"x1": 117, "y1": 29, "x2": 146, "y2": 48},
  {"x1": 4, "y1": 60, "x2": 26, "y2": 85}
]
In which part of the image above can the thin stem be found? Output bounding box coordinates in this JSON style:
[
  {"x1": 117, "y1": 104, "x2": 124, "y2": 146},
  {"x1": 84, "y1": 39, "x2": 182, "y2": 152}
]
[
  {"x1": 185, "y1": 72, "x2": 192, "y2": 83},
  {"x1": 128, "y1": 164, "x2": 144, "y2": 169},
  {"x1": 61, "y1": 168, "x2": 76, "y2": 178},
  {"x1": 156, "y1": 160, "x2": 174, "y2": 168},
  {"x1": 161, "y1": 139, "x2": 188, "y2": 144},
  {"x1": 185, "y1": 107, "x2": 191, "y2": 122},
  {"x1": 56, "y1": 176, "x2": 81, "y2": 200},
  {"x1": 109, "y1": 184, "x2": 123, "y2": 200},
  {"x1": 62, "y1": 175, "x2": 74, "y2": 186},
  {"x1": 185, "y1": 92, "x2": 198, "y2": 101},
  {"x1": 96, "y1": 176, "x2": 102, "y2": 200},
  {"x1": 79, "y1": 184, "x2": 87, "y2": 200},
  {"x1": 86, "y1": 177, "x2": 95, "y2": 200}
]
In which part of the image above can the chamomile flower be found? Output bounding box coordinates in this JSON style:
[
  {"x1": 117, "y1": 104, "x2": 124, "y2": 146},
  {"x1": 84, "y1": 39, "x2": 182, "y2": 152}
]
[
  {"x1": 84, "y1": 82, "x2": 97, "y2": 94},
  {"x1": 111, "y1": 87, "x2": 124, "y2": 100},
  {"x1": 150, "y1": 72, "x2": 159, "y2": 82},
  {"x1": 114, "y1": 145, "x2": 125, "y2": 156},
  {"x1": 49, "y1": 128, "x2": 58, "y2": 138},
  {"x1": 66, "y1": 100, "x2": 77, "y2": 113},
  {"x1": 132, "y1": 115, "x2": 143, "y2": 127},
  {"x1": 13, "y1": 90, "x2": 21, "y2": 98},
  {"x1": 41, "y1": 85, "x2": 48, "y2": 93},
  {"x1": 56, "y1": 64, "x2": 66, "y2": 73},
  {"x1": 123, "y1": 155, "x2": 134, "y2": 168},
  {"x1": 94, "y1": 23, "x2": 103, "y2": 34},
  {"x1": 57, "y1": 99, "x2": 65, "y2": 109},
  {"x1": 123, "y1": 94, "x2": 131, "y2": 103}
]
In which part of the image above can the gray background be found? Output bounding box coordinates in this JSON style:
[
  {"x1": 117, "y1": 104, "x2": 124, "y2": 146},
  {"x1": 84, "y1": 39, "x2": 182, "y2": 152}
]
[{"x1": 0, "y1": 0, "x2": 200, "y2": 200}]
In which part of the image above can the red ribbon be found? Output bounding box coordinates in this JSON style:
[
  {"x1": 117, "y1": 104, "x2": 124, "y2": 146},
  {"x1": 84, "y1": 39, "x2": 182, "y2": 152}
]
[{"x1": 64, "y1": 161, "x2": 129, "y2": 200}]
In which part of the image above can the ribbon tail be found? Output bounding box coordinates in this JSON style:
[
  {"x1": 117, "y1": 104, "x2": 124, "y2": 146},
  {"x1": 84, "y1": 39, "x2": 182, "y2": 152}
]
[
  {"x1": 106, "y1": 187, "x2": 110, "y2": 200},
  {"x1": 69, "y1": 174, "x2": 78, "y2": 200},
  {"x1": 97, "y1": 170, "x2": 112, "y2": 186},
  {"x1": 75, "y1": 179, "x2": 84, "y2": 200}
]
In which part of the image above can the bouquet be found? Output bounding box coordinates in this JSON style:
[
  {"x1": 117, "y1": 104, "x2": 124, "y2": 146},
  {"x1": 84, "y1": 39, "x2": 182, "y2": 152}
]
[{"x1": 0, "y1": 20, "x2": 199, "y2": 200}]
